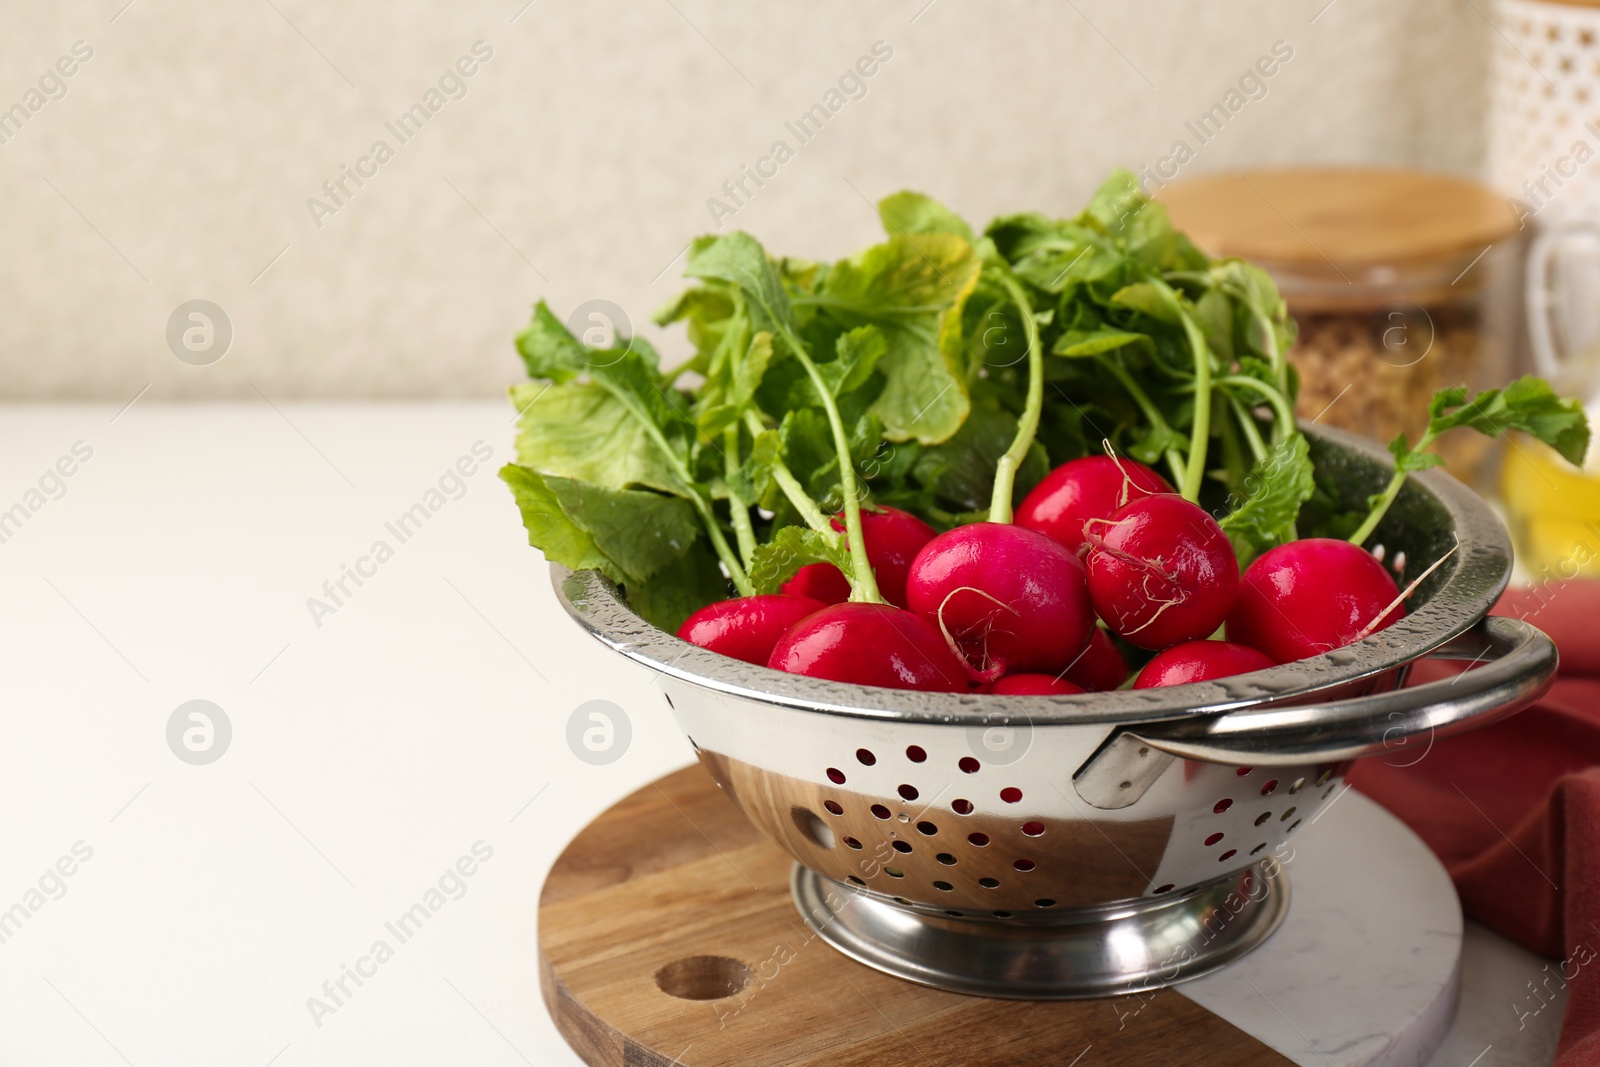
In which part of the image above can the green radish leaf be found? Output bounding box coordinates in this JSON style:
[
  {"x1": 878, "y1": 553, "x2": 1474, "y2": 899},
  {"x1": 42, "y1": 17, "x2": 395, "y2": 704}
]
[
  {"x1": 686, "y1": 232, "x2": 799, "y2": 345},
  {"x1": 1425, "y1": 377, "x2": 1591, "y2": 466},
  {"x1": 1388, "y1": 432, "x2": 1449, "y2": 475},
  {"x1": 544, "y1": 475, "x2": 702, "y2": 584},
  {"x1": 748, "y1": 525, "x2": 851, "y2": 595},
  {"x1": 1220, "y1": 433, "x2": 1315, "y2": 557},
  {"x1": 876, "y1": 191, "x2": 976, "y2": 243},
  {"x1": 510, "y1": 381, "x2": 687, "y2": 495},
  {"x1": 1052, "y1": 328, "x2": 1154, "y2": 357},
  {"x1": 499, "y1": 464, "x2": 702, "y2": 587},
  {"x1": 500, "y1": 464, "x2": 619, "y2": 581},
  {"x1": 819, "y1": 325, "x2": 887, "y2": 398},
  {"x1": 812, "y1": 232, "x2": 982, "y2": 444},
  {"x1": 1108, "y1": 281, "x2": 1183, "y2": 325},
  {"x1": 627, "y1": 541, "x2": 730, "y2": 634}
]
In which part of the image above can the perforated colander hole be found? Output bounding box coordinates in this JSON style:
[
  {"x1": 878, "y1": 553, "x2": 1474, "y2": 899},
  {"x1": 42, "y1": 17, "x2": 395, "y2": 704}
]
[
  {"x1": 906, "y1": 745, "x2": 927, "y2": 763},
  {"x1": 1287, "y1": 819, "x2": 1302, "y2": 833},
  {"x1": 979, "y1": 877, "x2": 1000, "y2": 889},
  {"x1": 1204, "y1": 832, "x2": 1224, "y2": 846},
  {"x1": 856, "y1": 748, "x2": 876, "y2": 766},
  {"x1": 843, "y1": 837, "x2": 863, "y2": 850},
  {"x1": 999, "y1": 787, "x2": 1023, "y2": 804},
  {"x1": 892, "y1": 840, "x2": 913, "y2": 854},
  {"x1": 936, "y1": 852, "x2": 957, "y2": 866},
  {"x1": 898, "y1": 784, "x2": 920, "y2": 801},
  {"x1": 893, "y1": 897, "x2": 914, "y2": 906},
  {"x1": 933, "y1": 880, "x2": 954, "y2": 892},
  {"x1": 1035, "y1": 899, "x2": 1056, "y2": 908},
  {"x1": 1260, "y1": 779, "x2": 1279, "y2": 796},
  {"x1": 944, "y1": 910, "x2": 964, "y2": 917},
  {"x1": 968, "y1": 832, "x2": 990, "y2": 847},
  {"x1": 1250, "y1": 843, "x2": 1268, "y2": 855},
  {"x1": 1022, "y1": 821, "x2": 1044, "y2": 837},
  {"x1": 847, "y1": 875, "x2": 865, "y2": 885},
  {"x1": 953, "y1": 799, "x2": 974, "y2": 815},
  {"x1": 870, "y1": 804, "x2": 891, "y2": 820},
  {"x1": 1219, "y1": 849, "x2": 1237, "y2": 862},
  {"x1": 884, "y1": 867, "x2": 904, "y2": 878},
  {"x1": 958, "y1": 756, "x2": 981, "y2": 774},
  {"x1": 1323, "y1": 785, "x2": 1337, "y2": 799},
  {"x1": 1236, "y1": 767, "x2": 1253, "y2": 777},
  {"x1": 917, "y1": 821, "x2": 939, "y2": 836},
  {"x1": 1013, "y1": 859, "x2": 1035, "y2": 872},
  {"x1": 1153, "y1": 883, "x2": 1175, "y2": 894},
  {"x1": 1280, "y1": 806, "x2": 1298, "y2": 821},
  {"x1": 1289, "y1": 777, "x2": 1306, "y2": 795},
  {"x1": 992, "y1": 911, "x2": 1013, "y2": 918},
  {"x1": 792, "y1": 807, "x2": 835, "y2": 849},
  {"x1": 1214, "y1": 798, "x2": 1233, "y2": 814},
  {"x1": 654, "y1": 956, "x2": 752, "y2": 1001},
  {"x1": 824, "y1": 800, "x2": 843, "y2": 816},
  {"x1": 826, "y1": 767, "x2": 846, "y2": 784},
  {"x1": 1316, "y1": 769, "x2": 1333, "y2": 786},
  {"x1": 1254, "y1": 811, "x2": 1272, "y2": 826}
]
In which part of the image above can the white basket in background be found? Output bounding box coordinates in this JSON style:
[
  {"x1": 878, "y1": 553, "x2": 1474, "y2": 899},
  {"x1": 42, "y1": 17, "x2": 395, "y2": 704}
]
[{"x1": 1490, "y1": 0, "x2": 1600, "y2": 377}]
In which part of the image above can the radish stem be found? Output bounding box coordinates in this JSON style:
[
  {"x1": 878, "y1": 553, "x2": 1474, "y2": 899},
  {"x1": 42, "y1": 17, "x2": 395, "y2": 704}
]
[
  {"x1": 1171, "y1": 290, "x2": 1214, "y2": 504},
  {"x1": 1218, "y1": 375, "x2": 1296, "y2": 442},
  {"x1": 1229, "y1": 396, "x2": 1267, "y2": 464},
  {"x1": 723, "y1": 425, "x2": 758, "y2": 565},
  {"x1": 741, "y1": 410, "x2": 836, "y2": 536},
  {"x1": 772, "y1": 324, "x2": 882, "y2": 603},
  {"x1": 1348, "y1": 430, "x2": 1436, "y2": 547},
  {"x1": 1096, "y1": 355, "x2": 1186, "y2": 485},
  {"x1": 989, "y1": 273, "x2": 1043, "y2": 524}
]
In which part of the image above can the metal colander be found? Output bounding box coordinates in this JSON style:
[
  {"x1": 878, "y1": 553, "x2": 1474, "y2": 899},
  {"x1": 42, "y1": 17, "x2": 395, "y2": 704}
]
[{"x1": 553, "y1": 425, "x2": 1557, "y2": 998}]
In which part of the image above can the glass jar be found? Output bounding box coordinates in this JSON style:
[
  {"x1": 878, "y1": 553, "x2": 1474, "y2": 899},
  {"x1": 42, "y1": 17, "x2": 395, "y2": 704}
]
[{"x1": 1160, "y1": 169, "x2": 1524, "y2": 482}]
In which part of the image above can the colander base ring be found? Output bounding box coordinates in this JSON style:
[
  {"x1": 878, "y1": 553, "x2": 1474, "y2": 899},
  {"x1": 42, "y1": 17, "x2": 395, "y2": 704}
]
[{"x1": 792, "y1": 860, "x2": 1289, "y2": 999}]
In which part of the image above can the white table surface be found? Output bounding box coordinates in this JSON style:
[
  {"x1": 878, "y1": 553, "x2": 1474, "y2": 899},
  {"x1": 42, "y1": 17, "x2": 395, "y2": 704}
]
[{"x1": 0, "y1": 402, "x2": 1566, "y2": 1066}]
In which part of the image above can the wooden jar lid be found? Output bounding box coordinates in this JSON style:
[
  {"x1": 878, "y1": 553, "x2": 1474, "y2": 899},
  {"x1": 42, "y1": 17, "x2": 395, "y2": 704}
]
[{"x1": 1158, "y1": 168, "x2": 1519, "y2": 271}]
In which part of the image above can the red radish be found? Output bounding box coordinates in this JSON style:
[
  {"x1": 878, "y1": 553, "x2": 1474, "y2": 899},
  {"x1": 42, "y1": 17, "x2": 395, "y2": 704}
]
[
  {"x1": 781, "y1": 505, "x2": 937, "y2": 607},
  {"x1": 1227, "y1": 538, "x2": 1404, "y2": 664},
  {"x1": 1063, "y1": 627, "x2": 1129, "y2": 692},
  {"x1": 1133, "y1": 640, "x2": 1275, "y2": 688},
  {"x1": 677, "y1": 594, "x2": 827, "y2": 666},
  {"x1": 1016, "y1": 455, "x2": 1174, "y2": 554},
  {"x1": 905, "y1": 523, "x2": 1095, "y2": 678},
  {"x1": 985, "y1": 673, "x2": 1085, "y2": 696},
  {"x1": 781, "y1": 562, "x2": 852, "y2": 604},
  {"x1": 768, "y1": 602, "x2": 971, "y2": 691},
  {"x1": 1084, "y1": 494, "x2": 1239, "y2": 651}
]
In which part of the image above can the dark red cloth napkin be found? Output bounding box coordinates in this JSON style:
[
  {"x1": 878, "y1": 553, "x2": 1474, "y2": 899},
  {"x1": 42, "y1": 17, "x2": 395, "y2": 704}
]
[{"x1": 1350, "y1": 580, "x2": 1600, "y2": 1064}]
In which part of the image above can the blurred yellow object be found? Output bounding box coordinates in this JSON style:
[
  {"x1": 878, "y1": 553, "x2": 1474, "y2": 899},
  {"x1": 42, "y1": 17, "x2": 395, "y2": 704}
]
[{"x1": 1500, "y1": 434, "x2": 1600, "y2": 580}]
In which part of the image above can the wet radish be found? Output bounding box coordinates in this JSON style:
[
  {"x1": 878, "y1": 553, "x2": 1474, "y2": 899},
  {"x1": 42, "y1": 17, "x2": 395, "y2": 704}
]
[
  {"x1": 905, "y1": 523, "x2": 1095, "y2": 678},
  {"x1": 1133, "y1": 640, "x2": 1275, "y2": 688},
  {"x1": 1226, "y1": 538, "x2": 1404, "y2": 664},
  {"x1": 781, "y1": 505, "x2": 936, "y2": 607},
  {"x1": 1063, "y1": 626, "x2": 1129, "y2": 692},
  {"x1": 767, "y1": 602, "x2": 971, "y2": 691},
  {"x1": 677, "y1": 594, "x2": 827, "y2": 666},
  {"x1": 985, "y1": 673, "x2": 1085, "y2": 696},
  {"x1": 1084, "y1": 494, "x2": 1239, "y2": 651},
  {"x1": 1016, "y1": 455, "x2": 1174, "y2": 554}
]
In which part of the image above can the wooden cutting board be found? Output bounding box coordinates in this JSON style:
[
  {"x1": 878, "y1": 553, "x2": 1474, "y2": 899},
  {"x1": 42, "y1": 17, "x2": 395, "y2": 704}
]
[{"x1": 538, "y1": 766, "x2": 1294, "y2": 1067}]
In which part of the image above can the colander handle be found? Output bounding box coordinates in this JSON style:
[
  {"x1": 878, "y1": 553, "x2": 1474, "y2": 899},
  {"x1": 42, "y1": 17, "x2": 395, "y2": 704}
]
[{"x1": 1125, "y1": 615, "x2": 1558, "y2": 767}]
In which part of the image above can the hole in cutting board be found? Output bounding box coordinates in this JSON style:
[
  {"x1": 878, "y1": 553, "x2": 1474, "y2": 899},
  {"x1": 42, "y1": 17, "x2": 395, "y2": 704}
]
[{"x1": 654, "y1": 956, "x2": 753, "y2": 1001}]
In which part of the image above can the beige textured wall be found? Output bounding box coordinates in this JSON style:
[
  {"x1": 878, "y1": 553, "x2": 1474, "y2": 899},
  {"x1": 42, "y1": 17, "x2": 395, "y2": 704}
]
[{"x1": 0, "y1": 0, "x2": 1488, "y2": 399}]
